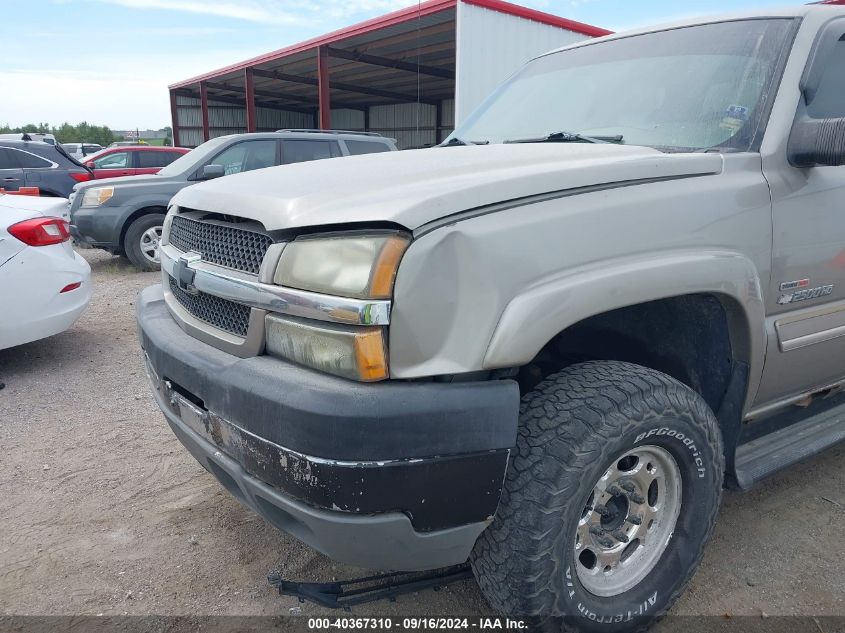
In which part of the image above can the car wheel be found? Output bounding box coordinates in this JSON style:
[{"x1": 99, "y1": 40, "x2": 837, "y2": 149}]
[
  {"x1": 124, "y1": 214, "x2": 165, "y2": 271},
  {"x1": 471, "y1": 361, "x2": 724, "y2": 632}
]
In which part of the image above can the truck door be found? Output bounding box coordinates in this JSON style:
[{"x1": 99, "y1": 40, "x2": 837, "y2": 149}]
[{"x1": 756, "y1": 20, "x2": 845, "y2": 408}]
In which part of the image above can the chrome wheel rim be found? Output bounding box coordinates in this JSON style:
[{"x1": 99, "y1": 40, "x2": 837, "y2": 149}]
[
  {"x1": 574, "y1": 445, "x2": 682, "y2": 597},
  {"x1": 140, "y1": 226, "x2": 162, "y2": 264}
]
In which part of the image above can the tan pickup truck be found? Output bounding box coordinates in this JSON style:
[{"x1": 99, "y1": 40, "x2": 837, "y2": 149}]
[{"x1": 138, "y1": 5, "x2": 845, "y2": 630}]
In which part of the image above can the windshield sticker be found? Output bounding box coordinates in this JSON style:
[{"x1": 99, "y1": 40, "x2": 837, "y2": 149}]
[{"x1": 719, "y1": 105, "x2": 750, "y2": 133}]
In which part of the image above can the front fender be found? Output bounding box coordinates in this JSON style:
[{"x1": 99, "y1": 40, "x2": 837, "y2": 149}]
[
  {"x1": 111, "y1": 195, "x2": 174, "y2": 242},
  {"x1": 483, "y1": 250, "x2": 766, "y2": 410}
]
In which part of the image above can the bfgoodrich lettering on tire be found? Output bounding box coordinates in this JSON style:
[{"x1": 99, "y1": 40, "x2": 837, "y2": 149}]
[{"x1": 471, "y1": 361, "x2": 724, "y2": 632}]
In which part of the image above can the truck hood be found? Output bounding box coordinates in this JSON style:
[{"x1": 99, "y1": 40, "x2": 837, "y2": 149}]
[{"x1": 172, "y1": 144, "x2": 723, "y2": 231}]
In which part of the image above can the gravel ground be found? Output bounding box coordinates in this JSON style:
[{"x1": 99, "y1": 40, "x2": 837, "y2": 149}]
[{"x1": 0, "y1": 249, "x2": 843, "y2": 623}]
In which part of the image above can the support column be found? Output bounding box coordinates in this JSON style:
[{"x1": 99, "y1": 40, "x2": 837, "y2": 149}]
[
  {"x1": 317, "y1": 45, "x2": 331, "y2": 130},
  {"x1": 199, "y1": 81, "x2": 210, "y2": 142},
  {"x1": 435, "y1": 100, "x2": 443, "y2": 145},
  {"x1": 363, "y1": 107, "x2": 370, "y2": 133},
  {"x1": 169, "y1": 90, "x2": 181, "y2": 147},
  {"x1": 245, "y1": 67, "x2": 257, "y2": 133}
]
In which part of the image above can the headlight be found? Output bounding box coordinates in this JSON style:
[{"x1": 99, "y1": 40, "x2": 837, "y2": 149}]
[
  {"x1": 81, "y1": 186, "x2": 114, "y2": 207},
  {"x1": 265, "y1": 314, "x2": 388, "y2": 381},
  {"x1": 274, "y1": 233, "x2": 409, "y2": 299}
]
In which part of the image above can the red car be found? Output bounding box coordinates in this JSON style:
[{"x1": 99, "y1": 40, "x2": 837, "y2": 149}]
[{"x1": 82, "y1": 146, "x2": 190, "y2": 179}]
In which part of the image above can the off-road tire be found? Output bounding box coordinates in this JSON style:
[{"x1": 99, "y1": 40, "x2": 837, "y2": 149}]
[
  {"x1": 471, "y1": 361, "x2": 724, "y2": 632},
  {"x1": 124, "y1": 213, "x2": 165, "y2": 271}
]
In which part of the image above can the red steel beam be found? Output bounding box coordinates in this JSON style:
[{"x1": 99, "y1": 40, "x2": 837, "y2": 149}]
[
  {"x1": 317, "y1": 45, "x2": 331, "y2": 130},
  {"x1": 199, "y1": 81, "x2": 210, "y2": 141},
  {"x1": 245, "y1": 67, "x2": 257, "y2": 133},
  {"x1": 169, "y1": 90, "x2": 181, "y2": 147}
]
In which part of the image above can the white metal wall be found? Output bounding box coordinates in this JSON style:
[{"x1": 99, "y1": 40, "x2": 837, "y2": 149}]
[
  {"x1": 454, "y1": 1, "x2": 590, "y2": 125},
  {"x1": 331, "y1": 109, "x2": 365, "y2": 131},
  {"x1": 368, "y1": 103, "x2": 438, "y2": 149}
]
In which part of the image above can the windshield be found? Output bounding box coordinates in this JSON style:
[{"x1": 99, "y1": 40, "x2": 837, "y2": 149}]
[
  {"x1": 449, "y1": 19, "x2": 793, "y2": 152},
  {"x1": 156, "y1": 137, "x2": 226, "y2": 177}
]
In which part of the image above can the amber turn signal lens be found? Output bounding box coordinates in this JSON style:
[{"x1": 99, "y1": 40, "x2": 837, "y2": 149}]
[
  {"x1": 353, "y1": 328, "x2": 389, "y2": 381},
  {"x1": 368, "y1": 235, "x2": 409, "y2": 299}
]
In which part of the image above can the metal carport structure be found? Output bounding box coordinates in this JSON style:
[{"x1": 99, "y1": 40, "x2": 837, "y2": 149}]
[{"x1": 168, "y1": 0, "x2": 610, "y2": 149}]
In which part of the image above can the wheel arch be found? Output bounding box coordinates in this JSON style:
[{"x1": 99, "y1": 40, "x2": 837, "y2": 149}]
[
  {"x1": 484, "y1": 250, "x2": 765, "y2": 404},
  {"x1": 483, "y1": 251, "x2": 766, "y2": 472},
  {"x1": 118, "y1": 205, "x2": 168, "y2": 254}
]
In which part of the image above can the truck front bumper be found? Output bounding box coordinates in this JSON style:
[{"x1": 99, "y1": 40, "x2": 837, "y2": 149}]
[{"x1": 137, "y1": 285, "x2": 519, "y2": 571}]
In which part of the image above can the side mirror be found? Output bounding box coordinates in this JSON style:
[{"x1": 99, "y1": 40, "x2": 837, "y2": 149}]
[
  {"x1": 787, "y1": 118, "x2": 845, "y2": 167},
  {"x1": 201, "y1": 164, "x2": 225, "y2": 180},
  {"x1": 84, "y1": 161, "x2": 94, "y2": 169}
]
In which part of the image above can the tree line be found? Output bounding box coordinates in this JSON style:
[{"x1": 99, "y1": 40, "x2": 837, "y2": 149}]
[{"x1": 0, "y1": 122, "x2": 120, "y2": 147}]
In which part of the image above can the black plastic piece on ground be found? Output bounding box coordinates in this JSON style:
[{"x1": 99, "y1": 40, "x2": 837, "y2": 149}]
[{"x1": 268, "y1": 564, "x2": 473, "y2": 610}]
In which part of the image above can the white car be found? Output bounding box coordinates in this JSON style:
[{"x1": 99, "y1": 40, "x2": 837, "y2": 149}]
[{"x1": 0, "y1": 194, "x2": 91, "y2": 350}]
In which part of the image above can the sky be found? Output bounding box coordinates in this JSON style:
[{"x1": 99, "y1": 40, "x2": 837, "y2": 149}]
[{"x1": 0, "y1": 0, "x2": 813, "y2": 130}]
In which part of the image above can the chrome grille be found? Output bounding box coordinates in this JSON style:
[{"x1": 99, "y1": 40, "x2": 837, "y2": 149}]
[
  {"x1": 168, "y1": 276, "x2": 251, "y2": 337},
  {"x1": 169, "y1": 215, "x2": 273, "y2": 275}
]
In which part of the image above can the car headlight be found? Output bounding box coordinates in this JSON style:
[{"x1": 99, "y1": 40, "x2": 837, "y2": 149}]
[
  {"x1": 81, "y1": 186, "x2": 114, "y2": 207},
  {"x1": 274, "y1": 233, "x2": 409, "y2": 299},
  {"x1": 265, "y1": 315, "x2": 388, "y2": 382}
]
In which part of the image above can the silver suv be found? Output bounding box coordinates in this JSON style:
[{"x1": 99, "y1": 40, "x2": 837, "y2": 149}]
[{"x1": 69, "y1": 130, "x2": 396, "y2": 270}]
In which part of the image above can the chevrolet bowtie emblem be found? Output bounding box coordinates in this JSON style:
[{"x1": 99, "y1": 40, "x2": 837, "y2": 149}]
[{"x1": 175, "y1": 253, "x2": 201, "y2": 295}]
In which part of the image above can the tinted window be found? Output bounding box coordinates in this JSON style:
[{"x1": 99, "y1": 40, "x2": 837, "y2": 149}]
[
  {"x1": 136, "y1": 151, "x2": 177, "y2": 168},
  {"x1": 345, "y1": 140, "x2": 391, "y2": 155},
  {"x1": 13, "y1": 149, "x2": 53, "y2": 168},
  {"x1": 94, "y1": 152, "x2": 130, "y2": 169},
  {"x1": 808, "y1": 39, "x2": 845, "y2": 119},
  {"x1": 82, "y1": 144, "x2": 102, "y2": 155},
  {"x1": 283, "y1": 140, "x2": 341, "y2": 164},
  {"x1": 0, "y1": 148, "x2": 20, "y2": 169},
  {"x1": 210, "y1": 140, "x2": 276, "y2": 175},
  {"x1": 63, "y1": 144, "x2": 80, "y2": 153}
]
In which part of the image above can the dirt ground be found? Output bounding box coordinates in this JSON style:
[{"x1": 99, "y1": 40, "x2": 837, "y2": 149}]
[{"x1": 0, "y1": 249, "x2": 843, "y2": 623}]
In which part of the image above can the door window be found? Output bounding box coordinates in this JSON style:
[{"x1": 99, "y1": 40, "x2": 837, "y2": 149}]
[
  {"x1": 136, "y1": 151, "x2": 175, "y2": 168},
  {"x1": 210, "y1": 140, "x2": 276, "y2": 175},
  {"x1": 807, "y1": 38, "x2": 845, "y2": 119},
  {"x1": 94, "y1": 152, "x2": 130, "y2": 169},
  {"x1": 12, "y1": 149, "x2": 52, "y2": 168},
  {"x1": 282, "y1": 140, "x2": 341, "y2": 164},
  {"x1": 0, "y1": 148, "x2": 21, "y2": 169},
  {"x1": 345, "y1": 140, "x2": 391, "y2": 155}
]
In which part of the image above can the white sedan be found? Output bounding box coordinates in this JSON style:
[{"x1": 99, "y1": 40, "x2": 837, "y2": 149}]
[{"x1": 0, "y1": 194, "x2": 91, "y2": 350}]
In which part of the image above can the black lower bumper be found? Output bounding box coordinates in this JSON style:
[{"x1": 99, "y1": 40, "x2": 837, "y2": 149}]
[{"x1": 136, "y1": 285, "x2": 519, "y2": 569}]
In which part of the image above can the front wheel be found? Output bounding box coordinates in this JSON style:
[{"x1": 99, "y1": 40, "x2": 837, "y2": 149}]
[
  {"x1": 124, "y1": 213, "x2": 165, "y2": 271},
  {"x1": 471, "y1": 361, "x2": 724, "y2": 632}
]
